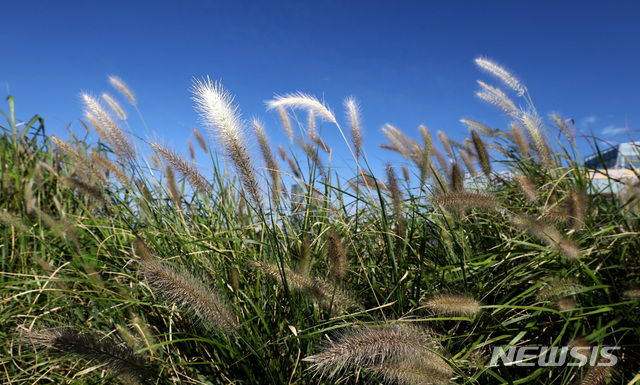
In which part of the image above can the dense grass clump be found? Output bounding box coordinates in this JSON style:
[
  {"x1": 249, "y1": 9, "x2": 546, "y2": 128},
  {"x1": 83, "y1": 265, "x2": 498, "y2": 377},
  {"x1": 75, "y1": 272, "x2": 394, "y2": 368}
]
[{"x1": 1, "y1": 58, "x2": 639, "y2": 384}]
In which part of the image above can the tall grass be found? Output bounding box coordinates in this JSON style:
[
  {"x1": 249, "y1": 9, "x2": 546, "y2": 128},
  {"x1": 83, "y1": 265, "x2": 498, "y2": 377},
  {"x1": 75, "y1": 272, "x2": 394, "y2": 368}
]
[{"x1": 1, "y1": 58, "x2": 639, "y2": 384}]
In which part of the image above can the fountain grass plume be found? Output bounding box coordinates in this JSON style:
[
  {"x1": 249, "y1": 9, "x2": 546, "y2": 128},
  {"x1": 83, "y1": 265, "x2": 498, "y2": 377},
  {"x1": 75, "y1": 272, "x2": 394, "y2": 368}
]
[
  {"x1": 303, "y1": 323, "x2": 452, "y2": 383},
  {"x1": 252, "y1": 119, "x2": 281, "y2": 202},
  {"x1": 108, "y1": 75, "x2": 136, "y2": 105},
  {"x1": 344, "y1": 96, "x2": 363, "y2": 160},
  {"x1": 150, "y1": 141, "x2": 212, "y2": 196},
  {"x1": 475, "y1": 57, "x2": 525, "y2": 96},
  {"x1": 191, "y1": 77, "x2": 262, "y2": 207},
  {"x1": 424, "y1": 293, "x2": 483, "y2": 318},
  {"x1": 135, "y1": 240, "x2": 238, "y2": 335},
  {"x1": 101, "y1": 93, "x2": 127, "y2": 121},
  {"x1": 20, "y1": 327, "x2": 155, "y2": 383},
  {"x1": 266, "y1": 92, "x2": 337, "y2": 124}
]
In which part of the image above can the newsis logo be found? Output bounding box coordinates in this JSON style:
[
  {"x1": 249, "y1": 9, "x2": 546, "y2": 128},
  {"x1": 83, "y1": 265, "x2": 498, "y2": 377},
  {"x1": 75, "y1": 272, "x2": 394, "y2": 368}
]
[{"x1": 489, "y1": 346, "x2": 620, "y2": 367}]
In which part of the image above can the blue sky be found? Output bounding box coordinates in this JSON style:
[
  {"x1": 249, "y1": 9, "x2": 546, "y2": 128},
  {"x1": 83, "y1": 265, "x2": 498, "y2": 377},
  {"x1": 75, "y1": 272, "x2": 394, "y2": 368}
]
[{"x1": 2, "y1": 1, "x2": 639, "y2": 180}]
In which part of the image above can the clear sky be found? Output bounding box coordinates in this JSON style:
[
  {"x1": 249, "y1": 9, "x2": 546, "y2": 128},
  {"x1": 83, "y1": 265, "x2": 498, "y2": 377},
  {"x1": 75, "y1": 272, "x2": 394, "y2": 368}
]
[{"x1": 2, "y1": 0, "x2": 639, "y2": 180}]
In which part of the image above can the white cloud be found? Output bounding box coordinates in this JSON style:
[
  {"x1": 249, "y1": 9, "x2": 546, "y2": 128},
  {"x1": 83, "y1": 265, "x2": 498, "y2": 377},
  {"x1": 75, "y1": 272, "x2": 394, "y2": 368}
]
[
  {"x1": 601, "y1": 125, "x2": 627, "y2": 136},
  {"x1": 581, "y1": 115, "x2": 597, "y2": 127}
]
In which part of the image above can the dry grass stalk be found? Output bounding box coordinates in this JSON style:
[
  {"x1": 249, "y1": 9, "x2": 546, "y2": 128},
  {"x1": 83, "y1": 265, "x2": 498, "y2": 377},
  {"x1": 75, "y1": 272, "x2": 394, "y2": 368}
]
[
  {"x1": 475, "y1": 57, "x2": 525, "y2": 96},
  {"x1": 567, "y1": 187, "x2": 587, "y2": 230},
  {"x1": 20, "y1": 327, "x2": 154, "y2": 383},
  {"x1": 511, "y1": 215, "x2": 581, "y2": 260},
  {"x1": 193, "y1": 128, "x2": 209, "y2": 154},
  {"x1": 424, "y1": 293, "x2": 483, "y2": 318},
  {"x1": 135, "y1": 240, "x2": 238, "y2": 335},
  {"x1": 277, "y1": 106, "x2": 294, "y2": 140},
  {"x1": 459, "y1": 150, "x2": 476, "y2": 176},
  {"x1": 102, "y1": 93, "x2": 127, "y2": 121},
  {"x1": 327, "y1": 232, "x2": 347, "y2": 282},
  {"x1": 344, "y1": 97, "x2": 363, "y2": 159},
  {"x1": 0, "y1": 210, "x2": 30, "y2": 233},
  {"x1": 108, "y1": 76, "x2": 136, "y2": 105},
  {"x1": 519, "y1": 112, "x2": 552, "y2": 167},
  {"x1": 460, "y1": 119, "x2": 496, "y2": 137},
  {"x1": 90, "y1": 151, "x2": 131, "y2": 187},
  {"x1": 536, "y1": 278, "x2": 585, "y2": 302},
  {"x1": 577, "y1": 358, "x2": 612, "y2": 385},
  {"x1": 303, "y1": 323, "x2": 452, "y2": 383},
  {"x1": 509, "y1": 122, "x2": 530, "y2": 158},
  {"x1": 192, "y1": 78, "x2": 262, "y2": 206},
  {"x1": 450, "y1": 162, "x2": 464, "y2": 192},
  {"x1": 476, "y1": 80, "x2": 518, "y2": 117},
  {"x1": 471, "y1": 130, "x2": 491, "y2": 178},
  {"x1": 513, "y1": 175, "x2": 538, "y2": 202},
  {"x1": 550, "y1": 112, "x2": 573, "y2": 141},
  {"x1": 81, "y1": 93, "x2": 136, "y2": 162},
  {"x1": 253, "y1": 261, "x2": 357, "y2": 315},
  {"x1": 432, "y1": 191, "x2": 500, "y2": 211},
  {"x1": 438, "y1": 130, "x2": 454, "y2": 158},
  {"x1": 266, "y1": 92, "x2": 337, "y2": 124},
  {"x1": 50, "y1": 136, "x2": 105, "y2": 185},
  {"x1": 151, "y1": 142, "x2": 212, "y2": 196},
  {"x1": 165, "y1": 165, "x2": 182, "y2": 210},
  {"x1": 252, "y1": 119, "x2": 281, "y2": 202}
]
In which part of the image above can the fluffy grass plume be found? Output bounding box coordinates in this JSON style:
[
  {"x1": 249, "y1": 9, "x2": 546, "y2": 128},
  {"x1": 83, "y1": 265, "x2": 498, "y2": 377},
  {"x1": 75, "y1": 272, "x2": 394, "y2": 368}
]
[
  {"x1": 252, "y1": 119, "x2": 281, "y2": 202},
  {"x1": 135, "y1": 240, "x2": 238, "y2": 335},
  {"x1": 266, "y1": 92, "x2": 337, "y2": 124},
  {"x1": 303, "y1": 323, "x2": 452, "y2": 383},
  {"x1": 471, "y1": 129, "x2": 491, "y2": 178},
  {"x1": 277, "y1": 106, "x2": 294, "y2": 140},
  {"x1": 424, "y1": 293, "x2": 483, "y2": 318},
  {"x1": 327, "y1": 232, "x2": 347, "y2": 282},
  {"x1": 536, "y1": 278, "x2": 586, "y2": 302},
  {"x1": 476, "y1": 80, "x2": 518, "y2": 117},
  {"x1": 510, "y1": 215, "x2": 581, "y2": 260},
  {"x1": 433, "y1": 191, "x2": 500, "y2": 211},
  {"x1": 191, "y1": 77, "x2": 262, "y2": 206},
  {"x1": 20, "y1": 327, "x2": 155, "y2": 383},
  {"x1": 108, "y1": 75, "x2": 136, "y2": 105},
  {"x1": 344, "y1": 97, "x2": 363, "y2": 159},
  {"x1": 150, "y1": 142, "x2": 212, "y2": 196},
  {"x1": 101, "y1": 92, "x2": 127, "y2": 121},
  {"x1": 475, "y1": 57, "x2": 525, "y2": 96}
]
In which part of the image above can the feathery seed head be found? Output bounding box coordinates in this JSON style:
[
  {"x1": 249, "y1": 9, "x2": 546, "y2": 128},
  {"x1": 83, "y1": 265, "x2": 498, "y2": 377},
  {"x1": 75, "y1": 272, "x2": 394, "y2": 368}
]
[
  {"x1": 266, "y1": 92, "x2": 337, "y2": 124},
  {"x1": 108, "y1": 75, "x2": 136, "y2": 105},
  {"x1": 344, "y1": 96, "x2": 363, "y2": 159},
  {"x1": 476, "y1": 80, "x2": 518, "y2": 117},
  {"x1": 102, "y1": 93, "x2": 127, "y2": 120},
  {"x1": 424, "y1": 293, "x2": 483, "y2": 317},
  {"x1": 475, "y1": 57, "x2": 525, "y2": 96},
  {"x1": 471, "y1": 130, "x2": 491, "y2": 178}
]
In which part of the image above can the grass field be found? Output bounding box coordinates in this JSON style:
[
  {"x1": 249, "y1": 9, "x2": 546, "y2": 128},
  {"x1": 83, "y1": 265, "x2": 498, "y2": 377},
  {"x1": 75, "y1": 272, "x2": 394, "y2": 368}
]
[{"x1": 1, "y1": 59, "x2": 639, "y2": 384}]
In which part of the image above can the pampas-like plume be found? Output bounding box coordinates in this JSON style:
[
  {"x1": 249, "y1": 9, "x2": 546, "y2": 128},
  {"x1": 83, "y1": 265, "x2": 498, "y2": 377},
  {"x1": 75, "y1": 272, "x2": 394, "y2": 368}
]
[
  {"x1": 0, "y1": 210, "x2": 31, "y2": 233},
  {"x1": 252, "y1": 119, "x2": 281, "y2": 202},
  {"x1": 475, "y1": 57, "x2": 525, "y2": 96},
  {"x1": 102, "y1": 93, "x2": 127, "y2": 121},
  {"x1": 191, "y1": 78, "x2": 262, "y2": 206},
  {"x1": 327, "y1": 232, "x2": 347, "y2": 282},
  {"x1": 513, "y1": 175, "x2": 538, "y2": 202},
  {"x1": 536, "y1": 278, "x2": 586, "y2": 302},
  {"x1": 108, "y1": 76, "x2": 136, "y2": 105},
  {"x1": 303, "y1": 323, "x2": 452, "y2": 384},
  {"x1": 566, "y1": 187, "x2": 587, "y2": 230},
  {"x1": 277, "y1": 106, "x2": 294, "y2": 140},
  {"x1": 344, "y1": 97, "x2": 363, "y2": 159},
  {"x1": 266, "y1": 92, "x2": 337, "y2": 124},
  {"x1": 460, "y1": 119, "x2": 496, "y2": 137},
  {"x1": 135, "y1": 240, "x2": 238, "y2": 335},
  {"x1": 90, "y1": 151, "x2": 131, "y2": 187},
  {"x1": 252, "y1": 261, "x2": 357, "y2": 315},
  {"x1": 510, "y1": 215, "x2": 581, "y2": 260},
  {"x1": 193, "y1": 128, "x2": 209, "y2": 154},
  {"x1": 150, "y1": 142, "x2": 212, "y2": 196},
  {"x1": 519, "y1": 112, "x2": 552, "y2": 166},
  {"x1": 433, "y1": 191, "x2": 500, "y2": 211},
  {"x1": 81, "y1": 93, "x2": 136, "y2": 162},
  {"x1": 471, "y1": 130, "x2": 491, "y2": 178},
  {"x1": 509, "y1": 122, "x2": 530, "y2": 158},
  {"x1": 476, "y1": 80, "x2": 518, "y2": 117},
  {"x1": 424, "y1": 294, "x2": 483, "y2": 317},
  {"x1": 438, "y1": 130, "x2": 454, "y2": 158},
  {"x1": 20, "y1": 327, "x2": 155, "y2": 383}
]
